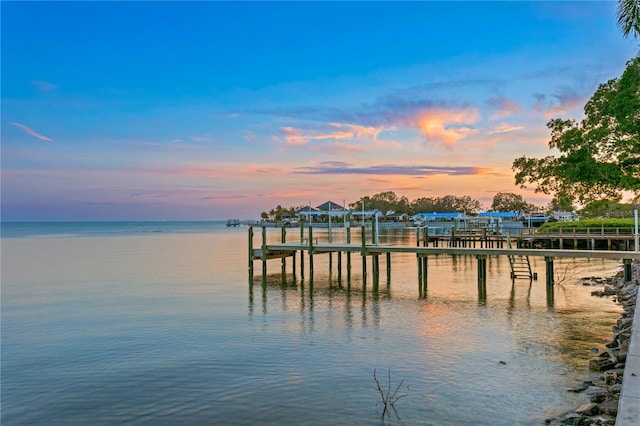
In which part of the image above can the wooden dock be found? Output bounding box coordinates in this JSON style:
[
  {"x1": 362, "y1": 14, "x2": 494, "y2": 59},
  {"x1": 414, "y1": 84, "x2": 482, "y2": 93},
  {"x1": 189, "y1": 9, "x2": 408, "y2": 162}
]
[{"x1": 248, "y1": 225, "x2": 639, "y2": 300}]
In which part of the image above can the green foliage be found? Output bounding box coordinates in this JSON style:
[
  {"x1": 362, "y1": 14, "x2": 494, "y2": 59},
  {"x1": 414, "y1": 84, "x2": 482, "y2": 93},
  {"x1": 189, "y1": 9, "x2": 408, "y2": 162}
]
[
  {"x1": 409, "y1": 195, "x2": 481, "y2": 215},
  {"x1": 513, "y1": 56, "x2": 640, "y2": 204},
  {"x1": 618, "y1": 0, "x2": 640, "y2": 38},
  {"x1": 490, "y1": 192, "x2": 537, "y2": 212},
  {"x1": 579, "y1": 199, "x2": 637, "y2": 218},
  {"x1": 539, "y1": 218, "x2": 635, "y2": 229},
  {"x1": 350, "y1": 191, "x2": 482, "y2": 215}
]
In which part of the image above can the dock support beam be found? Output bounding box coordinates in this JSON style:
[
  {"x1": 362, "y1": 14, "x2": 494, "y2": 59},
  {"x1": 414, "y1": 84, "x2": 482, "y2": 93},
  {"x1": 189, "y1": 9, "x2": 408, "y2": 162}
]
[
  {"x1": 361, "y1": 226, "x2": 367, "y2": 287},
  {"x1": 477, "y1": 255, "x2": 487, "y2": 299},
  {"x1": 545, "y1": 256, "x2": 554, "y2": 287},
  {"x1": 261, "y1": 226, "x2": 267, "y2": 276},
  {"x1": 624, "y1": 259, "x2": 632, "y2": 281},
  {"x1": 418, "y1": 255, "x2": 428, "y2": 296},
  {"x1": 248, "y1": 226, "x2": 254, "y2": 282},
  {"x1": 386, "y1": 252, "x2": 391, "y2": 283},
  {"x1": 308, "y1": 227, "x2": 314, "y2": 279},
  {"x1": 281, "y1": 226, "x2": 286, "y2": 275},
  {"x1": 372, "y1": 254, "x2": 380, "y2": 291}
]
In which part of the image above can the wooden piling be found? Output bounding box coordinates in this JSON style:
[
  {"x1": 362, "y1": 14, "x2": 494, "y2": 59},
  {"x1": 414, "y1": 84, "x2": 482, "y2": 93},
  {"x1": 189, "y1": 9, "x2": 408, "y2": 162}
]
[
  {"x1": 624, "y1": 259, "x2": 632, "y2": 281},
  {"x1": 361, "y1": 226, "x2": 367, "y2": 287},
  {"x1": 308, "y1": 226, "x2": 314, "y2": 277},
  {"x1": 261, "y1": 226, "x2": 267, "y2": 276},
  {"x1": 248, "y1": 226, "x2": 254, "y2": 282},
  {"x1": 281, "y1": 226, "x2": 286, "y2": 275},
  {"x1": 545, "y1": 256, "x2": 554, "y2": 286},
  {"x1": 477, "y1": 255, "x2": 487, "y2": 299}
]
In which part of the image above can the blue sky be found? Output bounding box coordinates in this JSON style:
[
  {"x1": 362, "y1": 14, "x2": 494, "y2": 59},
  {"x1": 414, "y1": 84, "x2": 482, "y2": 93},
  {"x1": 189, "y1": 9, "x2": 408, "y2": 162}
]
[{"x1": 1, "y1": 1, "x2": 637, "y2": 221}]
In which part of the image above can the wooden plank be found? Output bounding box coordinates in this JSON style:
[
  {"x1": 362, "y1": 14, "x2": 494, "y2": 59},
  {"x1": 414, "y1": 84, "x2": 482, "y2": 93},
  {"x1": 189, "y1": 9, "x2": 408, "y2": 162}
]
[{"x1": 262, "y1": 242, "x2": 640, "y2": 260}]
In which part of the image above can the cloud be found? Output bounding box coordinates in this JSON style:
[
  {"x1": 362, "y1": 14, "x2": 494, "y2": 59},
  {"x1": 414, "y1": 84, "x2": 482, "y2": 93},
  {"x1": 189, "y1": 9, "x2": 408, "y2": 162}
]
[
  {"x1": 489, "y1": 123, "x2": 524, "y2": 134},
  {"x1": 280, "y1": 126, "x2": 306, "y2": 145},
  {"x1": 279, "y1": 122, "x2": 381, "y2": 146},
  {"x1": 533, "y1": 86, "x2": 588, "y2": 118},
  {"x1": 10, "y1": 122, "x2": 54, "y2": 141},
  {"x1": 200, "y1": 194, "x2": 248, "y2": 200},
  {"x1": 485, "y1": 96, "x2": 520, "y2": 120},
  {"x1": 31, "y1": 80, "x2": 57, "y2": 91},
  {"x1": 400, "y1": 107, "x2": 479, "y2": 148},
  {"x1": 544, "y1": 86, "x2": 586, "y2": 117},
  {"x1": 190, "y1": 134, "x2": 213, "y2": 142},
  {"x1": 328, "y1": 122, "x2": 381, "y2": 139},
  {"x1": 294, "y1": 161, "x2": 489, "y2": 176}
]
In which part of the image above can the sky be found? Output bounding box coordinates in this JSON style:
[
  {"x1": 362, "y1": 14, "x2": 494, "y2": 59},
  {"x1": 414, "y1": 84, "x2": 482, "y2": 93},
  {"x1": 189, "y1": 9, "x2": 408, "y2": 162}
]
[{"x1": 1, "y1": 1, "x2": 638, "y2": 221}]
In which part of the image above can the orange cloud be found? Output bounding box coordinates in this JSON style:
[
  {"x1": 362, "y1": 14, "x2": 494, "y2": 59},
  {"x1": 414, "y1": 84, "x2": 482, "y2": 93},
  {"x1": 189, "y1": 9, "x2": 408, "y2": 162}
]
[
  {"x1": 408, "y1": 108, "x2": 479, "y2": 148},
  {"x1": 280, "y1": 122, "x2": 382, "y2": 147},
  {"x1": 328, "y1": 122, "x2": 382, "y2": 139},
  {"x1": 280, "y1": 126, "x2": 306, "y2": 145}
]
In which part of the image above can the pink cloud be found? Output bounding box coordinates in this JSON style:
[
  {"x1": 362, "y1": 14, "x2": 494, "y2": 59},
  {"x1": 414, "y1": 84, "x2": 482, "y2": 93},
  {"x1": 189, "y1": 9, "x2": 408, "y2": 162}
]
[
  {"x1": 403, "y1": 108, "x2": 479, "y2": 148},
  {"x1": 280, "y1": 126, "x2": 306, "y2": 146},
  {"x1": 328, "y1": 122, "x2": 382, "y2": 139},
  {"x1": 10, "y1": 122, "x2": 54, "y2": 141},
  {"x1": 485, "y1": 96, "x2": 520, "y2": 120},
  {"x1": 279, "y1": 123, "x2": 376, "y2": 147},
  {"x1": 314, "y1": 142, "x2": 363, "y2": 155},
  {"x1": 489, "y1": 123, "x2": 524, "y2": 134},
  {"x1": 537, "y1": 87, "x2": 588, "y2": 118}
]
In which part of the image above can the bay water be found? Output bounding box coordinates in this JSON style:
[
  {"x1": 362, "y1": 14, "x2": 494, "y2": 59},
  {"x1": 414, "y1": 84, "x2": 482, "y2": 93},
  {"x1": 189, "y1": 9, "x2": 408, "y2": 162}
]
[{"x1": 1, "y1": 222, "x2": 624, "y2": 425}]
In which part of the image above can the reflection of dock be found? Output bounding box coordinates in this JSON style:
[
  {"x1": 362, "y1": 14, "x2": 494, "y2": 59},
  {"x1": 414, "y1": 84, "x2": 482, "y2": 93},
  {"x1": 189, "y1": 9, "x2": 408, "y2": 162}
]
[{"x1": 248, "y1": 226, "x2": 639, "y2": 301}]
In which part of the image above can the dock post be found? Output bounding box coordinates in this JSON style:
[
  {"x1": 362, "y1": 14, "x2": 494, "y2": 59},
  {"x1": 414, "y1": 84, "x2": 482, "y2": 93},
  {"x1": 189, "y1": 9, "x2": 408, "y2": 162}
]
[
  {"x1": 372, "y1": 254, "x2": 380, "y2": 291},
  {"x1": 292, "y1": 252, "x2": 296, "y2": 279},
  {"x1": 337, "y1": 251, "x2": 342, "y2": 285},
  {"x1": 372, "y1": 218, "x2": 377, "y2": 245},
  {"x1": 308, "y1": 226, "x2": 314, "y2": 278},
  {"x1": 417, "y1": 255, "x2": 423, "y2": 290},
  {"x1": 300, "y1": 222, "x2": 305, "y2": 280},
  {"x1": 386, "y1": 252, "x2": 391, "y2": 283},
  {"x1": 248, "y1": 226, "x2": 254, "y2": 283},
  {"x1": 261, "y1": 226, "x2": 267, "y2": 276},
  {"x1": 281, "y1": 226, "x2": 286, "y2": 275},
  {"x1": 545, "y1": 256, "x2": 554, "y2": 286},
  {"x1": 418, "y1": 255, "x2": 428, "y2": 296},
  {"x1": 623, "y1": 259, "x2": 632, "y2": 281},
  {"x1": 424, "y1": 226, "x2": 429, "y2": 247},
  {"x1": 361, "y1": 226, "x2": 367, "y2": 287},
  {"x1": 545, "y1": 256, "x2": 555, "y2": 305},
  {"x1": 346, "y1": 227, "x2": 352, "y2": 285},
  {"x1": 477, "y1": 255, "x2": 487, "y2": 299}
]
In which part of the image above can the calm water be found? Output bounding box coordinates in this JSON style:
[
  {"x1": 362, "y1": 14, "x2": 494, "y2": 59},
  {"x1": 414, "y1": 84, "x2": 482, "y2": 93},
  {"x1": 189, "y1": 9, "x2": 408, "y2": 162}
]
[{"x1": 1, "y1": 222, "x2": 624, "y2": 425}]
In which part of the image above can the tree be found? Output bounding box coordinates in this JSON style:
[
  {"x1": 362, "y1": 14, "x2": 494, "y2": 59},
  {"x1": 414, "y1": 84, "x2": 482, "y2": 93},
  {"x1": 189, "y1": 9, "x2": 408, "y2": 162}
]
[
  {"x1": 513, "y1": 56, "x2": 640, "y2": 204},
  {"x1": 410, "y1": 195, "x2": 481, "y2": 214},
  {"x1": 490, "y1": 192, "x2": 536, "y2": 212},
  {"x1": 618, "y1": 0, "x2": 640, "y2": 38},
  {"x1": 579, "y1": 199, "x2": 636, "y2": 218},
  {"x1": 435, "y1": 195, "x2": 482, "y2": 214},
  {"x1": 350, "y1": 191, "x2": 411, "y2": 215},
  {"x1": 548, "y1": 193, "x2": 575, "y2": 212}
]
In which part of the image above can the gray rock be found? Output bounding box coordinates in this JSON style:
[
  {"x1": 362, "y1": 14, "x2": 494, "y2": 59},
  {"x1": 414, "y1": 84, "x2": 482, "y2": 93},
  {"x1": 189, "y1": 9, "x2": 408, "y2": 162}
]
[{"x1": 576, "y1": 403, "x2": 600, "y2": 415}]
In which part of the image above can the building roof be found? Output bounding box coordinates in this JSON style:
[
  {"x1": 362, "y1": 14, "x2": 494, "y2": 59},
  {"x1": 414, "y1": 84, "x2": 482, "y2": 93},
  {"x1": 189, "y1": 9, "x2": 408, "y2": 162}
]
[
  {"x1": 414, "y1": 212, "x2": 462, "y2": 219},
  {"x1": 316, "y1": 201, "x2": 345, "y2": 211},
  {"x1": 296, "y1": 206, "x2": 318, "y2": 213},
  {"x1": 478, "y1": 212, "x2": 521, "y2": 218}
]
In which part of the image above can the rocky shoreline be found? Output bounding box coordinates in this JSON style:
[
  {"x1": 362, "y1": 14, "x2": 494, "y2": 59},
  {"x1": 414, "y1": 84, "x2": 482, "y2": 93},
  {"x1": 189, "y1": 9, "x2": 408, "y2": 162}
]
[{"x1": 545, "y1": 261, "x2": 639, "y2": 426}]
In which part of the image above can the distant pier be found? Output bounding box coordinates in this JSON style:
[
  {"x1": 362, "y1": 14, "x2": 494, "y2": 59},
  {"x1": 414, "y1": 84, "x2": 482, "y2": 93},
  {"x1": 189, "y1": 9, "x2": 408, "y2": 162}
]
[{"x1": 248, "y1": 225, "x2": 639, "y2": 301}]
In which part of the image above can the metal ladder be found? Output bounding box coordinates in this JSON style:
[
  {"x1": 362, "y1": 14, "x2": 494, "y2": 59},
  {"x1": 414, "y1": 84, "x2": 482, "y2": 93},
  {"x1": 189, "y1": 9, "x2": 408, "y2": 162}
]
[{"x1": 506, "y1": 234, "x2": 533, "y2": 280}]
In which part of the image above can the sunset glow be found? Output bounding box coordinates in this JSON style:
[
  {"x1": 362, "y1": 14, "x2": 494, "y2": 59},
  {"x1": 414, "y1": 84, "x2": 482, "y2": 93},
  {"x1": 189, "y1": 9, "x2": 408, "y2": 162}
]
[{"x1": 1, "y1": 2, "x2": 636, "y2": 221}]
